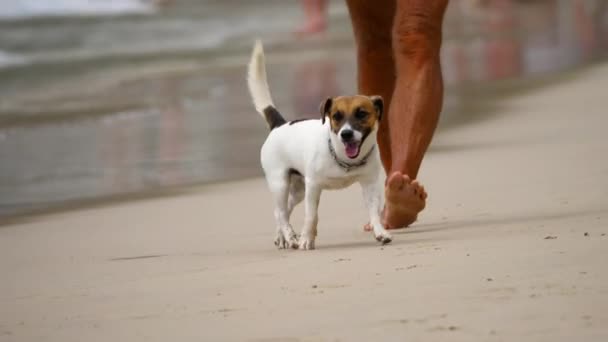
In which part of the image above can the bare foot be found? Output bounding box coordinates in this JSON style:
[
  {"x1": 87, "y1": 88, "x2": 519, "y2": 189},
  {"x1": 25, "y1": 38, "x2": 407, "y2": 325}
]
[
  {"x1": 362, "y1": 172, "x2": 427, "y2": 231},
  {"x1": 383, "y1": 172, "x2": 427, "y2": 229}
]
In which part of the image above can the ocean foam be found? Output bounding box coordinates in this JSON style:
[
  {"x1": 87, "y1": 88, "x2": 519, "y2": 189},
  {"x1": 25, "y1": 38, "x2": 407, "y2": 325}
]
[{"x1": 0, "y1": 0, "x2": 155, "y2": 20}]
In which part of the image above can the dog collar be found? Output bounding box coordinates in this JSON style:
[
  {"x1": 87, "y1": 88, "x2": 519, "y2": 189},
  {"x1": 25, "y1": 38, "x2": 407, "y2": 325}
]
[{"x1": 328, "y1": 139, "x2": 375, "y2": 172}]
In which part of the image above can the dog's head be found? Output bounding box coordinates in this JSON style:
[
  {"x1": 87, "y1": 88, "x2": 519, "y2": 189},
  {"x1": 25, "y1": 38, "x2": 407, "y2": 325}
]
[{"x1": 320, "y1": 95, "x2": 383, "y2": 159}]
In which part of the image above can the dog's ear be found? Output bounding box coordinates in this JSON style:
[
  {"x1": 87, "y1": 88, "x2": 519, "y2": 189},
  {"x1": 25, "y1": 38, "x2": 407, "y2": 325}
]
[
  {"x1": 319, "y1": 97, "x2": 333, "y2": 124},
  {"x1": 369, "y1": 95, "x2": 383, "y2": 121}
]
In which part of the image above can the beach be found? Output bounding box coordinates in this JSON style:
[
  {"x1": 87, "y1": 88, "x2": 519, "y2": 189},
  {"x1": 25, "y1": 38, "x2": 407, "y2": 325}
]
[
  {"x1": 2, "y1": 1, "x2": 608, "y2": 340},
  {"x1": 2, "y1": 58, "x2": 607, "y2": 341}
]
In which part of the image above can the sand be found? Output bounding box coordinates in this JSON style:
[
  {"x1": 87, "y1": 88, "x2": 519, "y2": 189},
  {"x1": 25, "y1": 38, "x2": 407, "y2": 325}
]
[{"x1": 1, "y1": 62, "x2": 608, "y2": 342}]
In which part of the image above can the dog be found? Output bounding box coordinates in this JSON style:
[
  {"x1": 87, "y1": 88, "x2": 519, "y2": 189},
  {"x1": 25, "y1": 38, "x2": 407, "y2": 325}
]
[{"x1": 247, "y1": 40, "x2": 392, "y2": 250}]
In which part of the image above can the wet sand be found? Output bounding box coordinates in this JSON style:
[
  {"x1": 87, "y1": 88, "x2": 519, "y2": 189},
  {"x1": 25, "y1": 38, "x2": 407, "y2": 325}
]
[{"x1": 1, "y1": 59, "x2": 607, "y2": 341}]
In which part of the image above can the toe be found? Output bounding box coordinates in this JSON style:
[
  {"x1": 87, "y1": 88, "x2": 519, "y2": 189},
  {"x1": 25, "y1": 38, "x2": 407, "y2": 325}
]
[
  {"x1": 412, "y1": 179, "x2": 421, "y2": 190},
  {"x1": 387, "y1": 172, "x2": 404, "y2": 191},
  {"x1": 419, "y1": 185, "x2": 427, "y2": 200},
  {"x1": 411, "y1": 180, "x2": 426, "y2": 199},
  {"x1": 412, "y1": 183, "x2": 419, "y2": 195}
]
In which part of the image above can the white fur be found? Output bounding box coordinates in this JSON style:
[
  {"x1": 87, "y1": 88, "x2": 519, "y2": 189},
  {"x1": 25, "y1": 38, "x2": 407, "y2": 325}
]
[
  {"x1": 247, "y1": 40, "x2": 274, "y2": 115},
  {"x1": 247, "y1": 41, "x2": 391, "y2": 250}
]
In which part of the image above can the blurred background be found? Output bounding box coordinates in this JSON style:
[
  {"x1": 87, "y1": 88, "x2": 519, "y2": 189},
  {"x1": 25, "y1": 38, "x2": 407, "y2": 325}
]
[{"x1": 0, "y1": 0, "x2": 606, "y2": 219}]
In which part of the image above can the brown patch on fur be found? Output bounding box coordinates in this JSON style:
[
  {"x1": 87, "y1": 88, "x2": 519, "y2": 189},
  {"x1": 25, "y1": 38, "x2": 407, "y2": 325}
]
[{"x1": 319, "y1": 95, "x2": 383, "y2": 135}]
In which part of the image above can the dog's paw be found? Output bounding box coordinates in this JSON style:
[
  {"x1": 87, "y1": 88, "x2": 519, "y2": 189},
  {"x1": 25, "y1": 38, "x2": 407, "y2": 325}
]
[
  {"x1": 374, "y1": 231, "x2": 392, "y2": 245},
  {"x1": 275, "y1": 231, "x2": 299, "y2": 249},
  {"x1": 298, "y1": 235, "x2": 315, "y2": 250},
  {"x1": 274, "y1": 234, "x2": 286, "y2": 249}
]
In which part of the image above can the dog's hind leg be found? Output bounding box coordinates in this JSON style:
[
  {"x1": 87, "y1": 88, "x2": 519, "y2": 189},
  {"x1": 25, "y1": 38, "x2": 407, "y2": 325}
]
[
  {"x1": 268, "y1": 174, "x2": 299, "y2": 249},
  {"x1": 287, "y1": 175, "x2": 305, "y2": 219}
]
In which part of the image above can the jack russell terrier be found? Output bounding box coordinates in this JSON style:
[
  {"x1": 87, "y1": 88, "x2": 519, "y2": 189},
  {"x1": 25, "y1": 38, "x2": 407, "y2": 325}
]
[{"x1": 247, "y1": 40, "x2": 391, "y2": 250}]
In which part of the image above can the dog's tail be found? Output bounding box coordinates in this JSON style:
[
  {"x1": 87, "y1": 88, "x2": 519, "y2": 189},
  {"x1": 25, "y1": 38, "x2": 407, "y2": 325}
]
[{"x1": 247, "y1": 40, "x2": 286, "y2": 130}]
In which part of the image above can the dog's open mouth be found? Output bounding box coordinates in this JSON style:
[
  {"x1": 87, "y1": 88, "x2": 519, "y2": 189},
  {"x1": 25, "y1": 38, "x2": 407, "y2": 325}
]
[{"x1": 344, "y1": 141, "x2": 361, "y2": 159}]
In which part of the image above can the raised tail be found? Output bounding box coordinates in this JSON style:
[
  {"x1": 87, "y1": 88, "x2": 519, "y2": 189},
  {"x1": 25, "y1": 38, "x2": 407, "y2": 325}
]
[{"x1": 247, "y1": 40, "x2": 286, "y2": 130}]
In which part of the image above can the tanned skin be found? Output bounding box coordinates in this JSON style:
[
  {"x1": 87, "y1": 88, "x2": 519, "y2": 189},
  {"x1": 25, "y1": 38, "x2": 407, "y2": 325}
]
[{"x1": 346, "y1": 0, "x2": 448, "y2": 228}]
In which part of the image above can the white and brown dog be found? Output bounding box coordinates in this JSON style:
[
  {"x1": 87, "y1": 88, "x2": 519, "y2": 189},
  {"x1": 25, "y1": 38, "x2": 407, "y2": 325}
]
[{"x1": 247, "y1": 41, "x2": 391, "y2": 250}]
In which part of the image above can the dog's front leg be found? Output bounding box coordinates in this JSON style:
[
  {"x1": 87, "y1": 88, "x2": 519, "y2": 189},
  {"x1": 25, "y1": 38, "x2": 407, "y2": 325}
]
[
  {"x1": 299, "y1": 181, "x2": 321, "y2": 250},
  {"x1": 361, "y1": 178, "x2": 392, "y2": 245}
]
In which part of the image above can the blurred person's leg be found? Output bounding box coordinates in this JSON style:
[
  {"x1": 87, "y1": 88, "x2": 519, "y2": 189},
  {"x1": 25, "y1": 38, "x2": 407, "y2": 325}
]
[
  {"x1": 292, "y1": 59, "x2": 339, "y2": 117},
  {"x1": 347, "y1": 0, "x2": 448, "y2": 229},
  {"x1": 296, "y1": 0, "x2": 328, "y2": 35}
]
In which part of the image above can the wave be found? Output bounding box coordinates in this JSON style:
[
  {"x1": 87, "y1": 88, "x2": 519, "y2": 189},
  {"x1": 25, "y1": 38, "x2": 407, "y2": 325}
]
[
  {"x1": 0, "y1": 50, "x2": 28, "y2": 69},
  {"x1": 0, "y1": 0, "x2": 155, "y2": 20}
]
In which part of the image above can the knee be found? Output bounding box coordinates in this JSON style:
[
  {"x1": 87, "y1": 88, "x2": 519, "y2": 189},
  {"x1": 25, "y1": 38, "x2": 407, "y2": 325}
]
[{"x1": 392, "y1": 10, "x2": 443, "y2": 62}]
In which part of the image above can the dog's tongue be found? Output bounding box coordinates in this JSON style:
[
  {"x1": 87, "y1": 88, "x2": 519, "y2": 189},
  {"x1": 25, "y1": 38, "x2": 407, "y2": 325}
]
[{"x1": 345, "y1": 142, "x2": 360, "y2": 158}]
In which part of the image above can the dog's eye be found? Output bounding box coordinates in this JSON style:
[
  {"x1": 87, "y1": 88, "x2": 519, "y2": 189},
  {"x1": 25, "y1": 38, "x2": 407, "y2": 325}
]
[
  {"x1": 355, "y1": 109, "x2": 369, "y2": 120},
  {"x1": 332, "y1": 111, "x2": 344, "y2": 122}
]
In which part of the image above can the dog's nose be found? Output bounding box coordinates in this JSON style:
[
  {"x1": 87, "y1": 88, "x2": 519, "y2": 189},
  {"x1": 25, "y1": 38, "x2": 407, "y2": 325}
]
[{"x1": 340, "y1": 129, "x2": 354, "y2": 141}]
